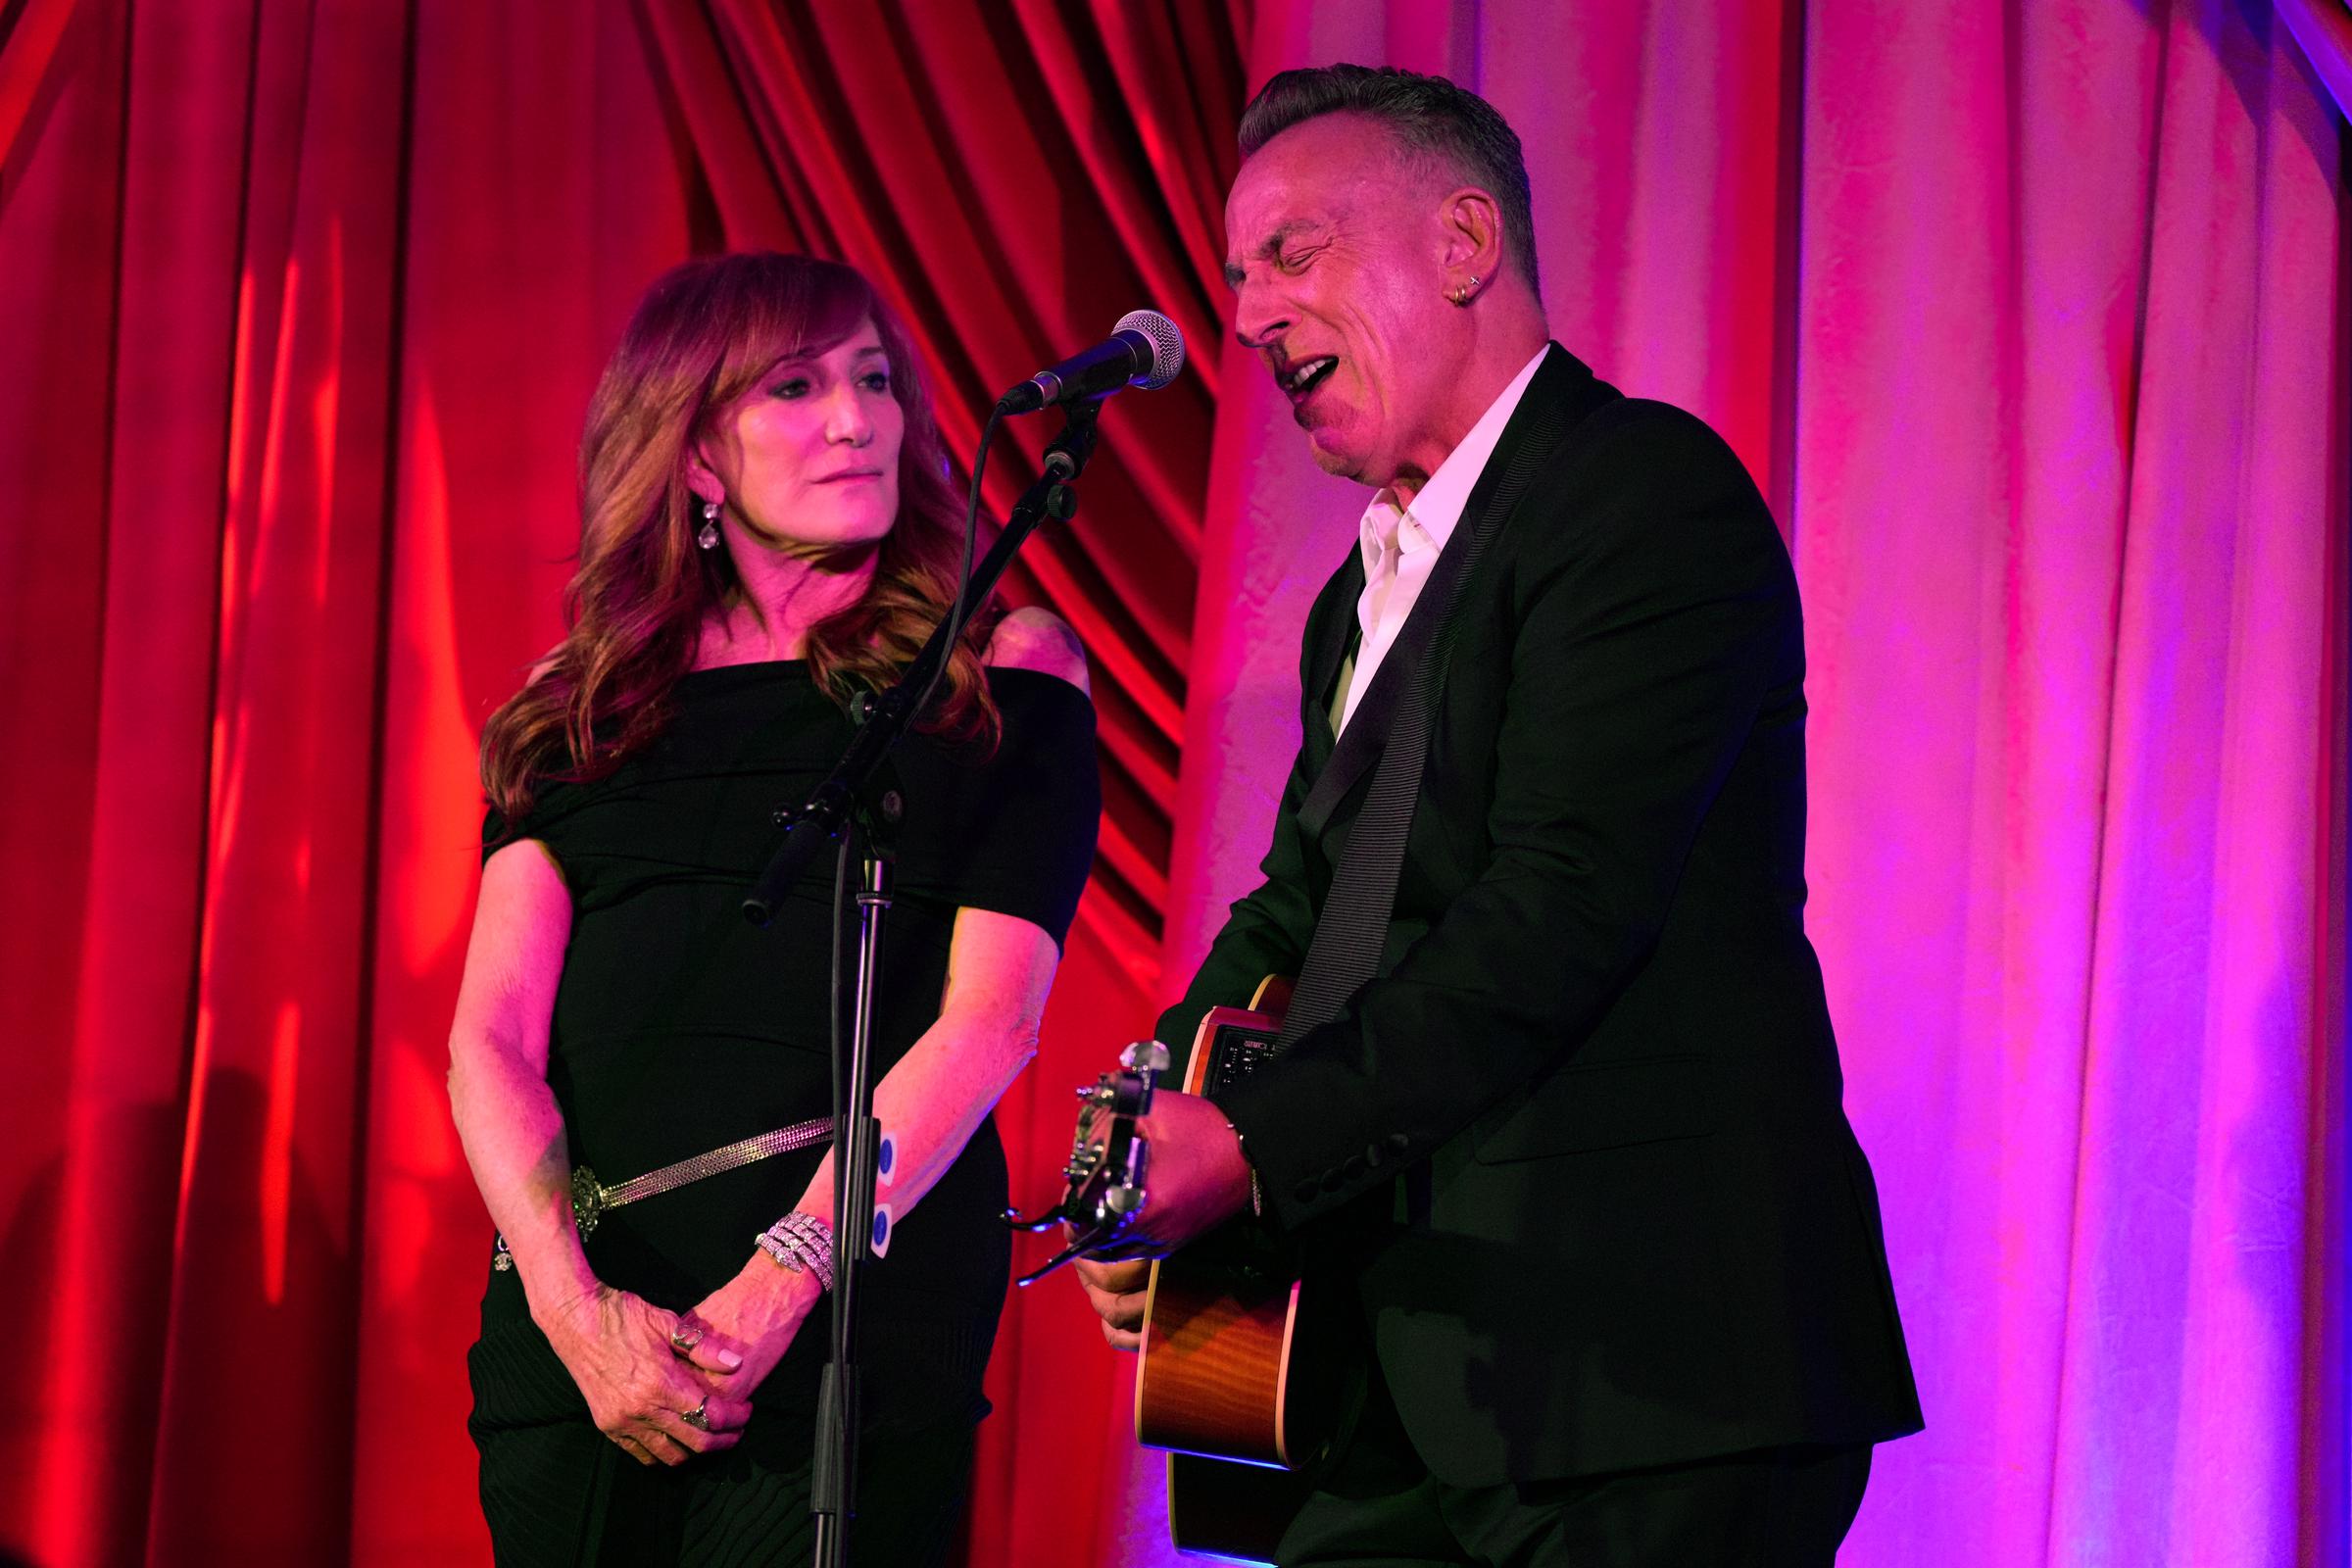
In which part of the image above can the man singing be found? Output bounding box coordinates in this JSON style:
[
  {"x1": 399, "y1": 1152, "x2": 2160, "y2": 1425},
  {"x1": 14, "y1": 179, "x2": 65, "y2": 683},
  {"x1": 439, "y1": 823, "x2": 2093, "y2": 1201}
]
[{"x1": 1075, "y1": 64, "x2": 1922, "y2": 1566}]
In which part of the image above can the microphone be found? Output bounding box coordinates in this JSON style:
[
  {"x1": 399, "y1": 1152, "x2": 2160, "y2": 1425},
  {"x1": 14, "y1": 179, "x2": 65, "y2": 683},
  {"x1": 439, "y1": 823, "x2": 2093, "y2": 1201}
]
[{"x1": 995, "y1": 311, "x2": 1186, "y2": 416}]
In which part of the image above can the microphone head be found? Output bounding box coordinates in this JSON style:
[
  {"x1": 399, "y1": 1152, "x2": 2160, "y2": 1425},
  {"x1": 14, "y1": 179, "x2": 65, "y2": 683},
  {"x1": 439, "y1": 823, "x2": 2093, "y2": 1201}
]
[{"x1": 1112, "y1": 310, "x2": 1186, "y2": 392}]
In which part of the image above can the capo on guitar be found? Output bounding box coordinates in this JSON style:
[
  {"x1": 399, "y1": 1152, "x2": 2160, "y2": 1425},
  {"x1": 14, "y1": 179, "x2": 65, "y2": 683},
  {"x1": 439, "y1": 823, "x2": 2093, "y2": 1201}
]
[{"x1": 1001, "y1": 1040, "x2": 1171, "y2": 1285}]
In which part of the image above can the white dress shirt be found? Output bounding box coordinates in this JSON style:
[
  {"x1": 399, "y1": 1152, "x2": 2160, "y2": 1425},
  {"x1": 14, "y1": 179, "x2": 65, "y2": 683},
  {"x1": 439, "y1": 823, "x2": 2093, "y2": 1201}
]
[{"x1": 1332, "y1": 347, "x2": 1550, "y2": 736}]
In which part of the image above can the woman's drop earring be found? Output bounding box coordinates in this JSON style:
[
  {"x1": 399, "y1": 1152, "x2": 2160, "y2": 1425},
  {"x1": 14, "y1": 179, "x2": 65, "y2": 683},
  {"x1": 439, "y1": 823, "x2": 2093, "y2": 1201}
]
[{"x1": 697, "y1": 498, "x2": 721, "y2": 551}]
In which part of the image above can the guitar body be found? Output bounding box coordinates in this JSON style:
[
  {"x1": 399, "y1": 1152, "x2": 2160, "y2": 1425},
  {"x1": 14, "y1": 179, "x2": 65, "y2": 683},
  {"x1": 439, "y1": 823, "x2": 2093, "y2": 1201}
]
[{"x1": 1134, "y1": 978, "x2": 1340, "y2": 1562}]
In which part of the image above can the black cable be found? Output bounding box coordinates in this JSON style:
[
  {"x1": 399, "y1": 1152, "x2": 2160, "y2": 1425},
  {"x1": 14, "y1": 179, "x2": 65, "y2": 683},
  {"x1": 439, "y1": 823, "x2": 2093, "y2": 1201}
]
[
  {"x1": 827, "y1": 830, "x2": 852, "y2": 1211},
  {"x1": 909, "y1": 410, "x2": 1001, "y2": 725},
  {"x1": 816, "y1": 828, "x2": 855, "y2": 1563},
  {"x1": 831, "y1": 404, "x2": 991, "y2": 1152},
  {"x1": 820, "y1": 406, "x2": 994, "y2": 1173}
]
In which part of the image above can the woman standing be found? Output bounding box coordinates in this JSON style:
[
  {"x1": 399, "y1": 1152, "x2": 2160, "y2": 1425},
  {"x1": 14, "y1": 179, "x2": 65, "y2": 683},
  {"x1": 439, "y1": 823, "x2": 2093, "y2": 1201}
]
[{"x1": 448, "y1": 253, "x2": 1097, "y2": 1565}]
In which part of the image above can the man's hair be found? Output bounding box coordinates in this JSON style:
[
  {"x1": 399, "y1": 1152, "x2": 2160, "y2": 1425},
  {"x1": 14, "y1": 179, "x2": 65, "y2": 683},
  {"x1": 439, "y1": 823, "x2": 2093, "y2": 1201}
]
[{"x1": 1238, "y1": 64, "x2": 1541, "y2": 299}]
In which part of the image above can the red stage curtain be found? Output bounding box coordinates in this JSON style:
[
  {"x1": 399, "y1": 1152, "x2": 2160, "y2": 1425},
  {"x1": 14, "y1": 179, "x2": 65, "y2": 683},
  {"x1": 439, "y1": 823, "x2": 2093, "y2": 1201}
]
[{"x1": 0, "y1": 2, "x2": 1244, "y2": 1562}]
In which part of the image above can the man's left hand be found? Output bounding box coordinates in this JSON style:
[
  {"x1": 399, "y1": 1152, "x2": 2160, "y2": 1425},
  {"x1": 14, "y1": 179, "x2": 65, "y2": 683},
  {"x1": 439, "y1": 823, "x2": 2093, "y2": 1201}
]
[
  {"x1": 1121, "y1": 1089, "x2": 1257, "y2": 1255},
  {"x1": 1066, "y1": 1089, "x2": 1256, "y2": 1349}
]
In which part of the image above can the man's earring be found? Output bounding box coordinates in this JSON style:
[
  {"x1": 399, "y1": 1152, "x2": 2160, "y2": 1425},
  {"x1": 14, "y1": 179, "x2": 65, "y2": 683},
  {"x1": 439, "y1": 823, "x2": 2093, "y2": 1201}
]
[
  {"x1": 697, "y1": 498, "x2": 720, "y2": 550},
  {"x1": 1450, "y1": 274, "x2": 1479, "y2": 307}
]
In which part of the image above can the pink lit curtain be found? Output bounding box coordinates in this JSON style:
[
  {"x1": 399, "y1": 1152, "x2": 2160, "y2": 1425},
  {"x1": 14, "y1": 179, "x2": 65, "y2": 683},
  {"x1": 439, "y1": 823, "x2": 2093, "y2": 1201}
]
[
  {"x1": 0, "y1": 1, "x2": 2343, "y2": 1566},
  {"x1": 1155, "y1": 4, "x2": 2347, "y2": 1568}
]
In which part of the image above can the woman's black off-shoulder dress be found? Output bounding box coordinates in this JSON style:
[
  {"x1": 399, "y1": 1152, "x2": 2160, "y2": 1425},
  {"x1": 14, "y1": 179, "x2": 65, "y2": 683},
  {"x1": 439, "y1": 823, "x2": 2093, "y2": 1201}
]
[{"x1": 466, "y1": 662, "x2": 1097, "y2": 1567}]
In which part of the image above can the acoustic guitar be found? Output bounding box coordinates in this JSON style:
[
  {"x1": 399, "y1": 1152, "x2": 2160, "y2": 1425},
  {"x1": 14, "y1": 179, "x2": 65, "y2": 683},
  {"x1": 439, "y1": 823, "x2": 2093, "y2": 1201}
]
[{"x1": 1007, "y1": 976, "x2": 1343, "y2": 1563}]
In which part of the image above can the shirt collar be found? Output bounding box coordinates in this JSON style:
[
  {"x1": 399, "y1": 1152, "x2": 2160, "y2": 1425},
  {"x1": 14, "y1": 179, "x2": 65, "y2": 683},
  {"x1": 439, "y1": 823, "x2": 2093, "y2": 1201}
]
[{"x1": 1357, "y1": 345, "x2": 1551, "y2": 572}]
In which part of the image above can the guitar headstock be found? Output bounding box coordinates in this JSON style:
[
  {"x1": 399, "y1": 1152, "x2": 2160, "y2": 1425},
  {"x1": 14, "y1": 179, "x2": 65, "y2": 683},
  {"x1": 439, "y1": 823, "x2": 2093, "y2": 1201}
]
[{"x1": 1003, "y1": 1039, "x2": 1172, "y2": 1284}]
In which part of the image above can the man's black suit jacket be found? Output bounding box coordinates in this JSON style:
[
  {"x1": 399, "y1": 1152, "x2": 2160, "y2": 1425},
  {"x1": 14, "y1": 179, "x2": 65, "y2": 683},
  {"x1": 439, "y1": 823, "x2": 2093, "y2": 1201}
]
[{"x1": 1158, "y1": 346, "x2": 1924, "y2": 1488}]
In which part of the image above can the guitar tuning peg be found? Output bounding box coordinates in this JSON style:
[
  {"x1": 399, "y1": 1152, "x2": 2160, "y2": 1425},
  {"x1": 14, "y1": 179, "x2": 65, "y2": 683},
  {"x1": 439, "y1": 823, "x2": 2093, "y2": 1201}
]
[{"x1": 1118, "y1": 1040, "x2": 1173, "y2": 1073}]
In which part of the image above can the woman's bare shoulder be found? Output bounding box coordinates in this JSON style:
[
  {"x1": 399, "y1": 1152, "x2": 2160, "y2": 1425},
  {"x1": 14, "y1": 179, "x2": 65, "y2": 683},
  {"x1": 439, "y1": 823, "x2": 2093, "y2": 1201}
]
[{"x1": 984, "y1": 606, "x2": 1090, "y2": 697}]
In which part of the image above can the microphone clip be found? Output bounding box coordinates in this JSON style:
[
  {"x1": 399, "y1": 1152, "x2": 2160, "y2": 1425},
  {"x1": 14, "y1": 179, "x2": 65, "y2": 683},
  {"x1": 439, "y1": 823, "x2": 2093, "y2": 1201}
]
[{"x1": 1041, "y1": 397, "x2": 1101, "y2": 482}]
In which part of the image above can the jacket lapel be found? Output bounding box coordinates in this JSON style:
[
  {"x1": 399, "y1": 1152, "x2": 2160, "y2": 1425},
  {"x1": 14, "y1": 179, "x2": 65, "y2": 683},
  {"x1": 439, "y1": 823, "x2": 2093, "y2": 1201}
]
[
  {"x1": 1296, "y1": 345, "x2": 1613, "y2": 838},
  {"x1": 1302, "y1": 556, "x2": 1364, "y2": 764}
]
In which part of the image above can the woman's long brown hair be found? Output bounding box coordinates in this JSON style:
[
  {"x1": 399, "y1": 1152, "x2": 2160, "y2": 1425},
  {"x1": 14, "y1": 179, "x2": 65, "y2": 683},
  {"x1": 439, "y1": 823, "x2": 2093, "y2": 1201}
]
[{"x1": 480, "y1": 253, "x2": 1000, "y2": 821}]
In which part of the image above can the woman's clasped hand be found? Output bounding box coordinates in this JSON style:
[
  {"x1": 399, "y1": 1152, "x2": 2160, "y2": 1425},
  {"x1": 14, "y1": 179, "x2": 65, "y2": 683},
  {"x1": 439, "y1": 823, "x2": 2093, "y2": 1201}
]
[{"x1": 536, "y1": 1281, "x2": 760, "y2": 1467}]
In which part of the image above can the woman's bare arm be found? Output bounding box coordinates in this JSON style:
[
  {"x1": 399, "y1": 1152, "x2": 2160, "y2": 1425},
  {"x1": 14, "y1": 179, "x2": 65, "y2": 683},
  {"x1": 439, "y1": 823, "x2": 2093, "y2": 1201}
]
[
  {"x1": 447, "y1": 840, "x2": 744, "y2": 1463},
  {"x1": 680, "y1": 905, "x2": 1061, "y2": 1392},
  {"x1": 446, "y1": 841, "x2": 598, "y2": 1325},
  {"x1": 789, "y1": 905, "x2": 1060, "y2": 1232}
]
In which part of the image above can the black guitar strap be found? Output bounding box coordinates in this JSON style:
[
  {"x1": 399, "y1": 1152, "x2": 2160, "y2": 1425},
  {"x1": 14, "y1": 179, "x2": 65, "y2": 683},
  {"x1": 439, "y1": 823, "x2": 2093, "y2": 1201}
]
[{"x1": 1274, "y1": 390, "x2": 1578, "y2": 1051}]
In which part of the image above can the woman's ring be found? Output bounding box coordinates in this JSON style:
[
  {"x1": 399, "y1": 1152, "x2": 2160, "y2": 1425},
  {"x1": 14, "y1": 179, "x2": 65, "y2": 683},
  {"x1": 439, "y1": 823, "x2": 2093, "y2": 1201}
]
[
  {"x1": 668, "y1": 1321, "x2": 704, "y2": 1354},
  {"x1": 682, "y1": 1396, "x2": 711, "y2": 1432}
]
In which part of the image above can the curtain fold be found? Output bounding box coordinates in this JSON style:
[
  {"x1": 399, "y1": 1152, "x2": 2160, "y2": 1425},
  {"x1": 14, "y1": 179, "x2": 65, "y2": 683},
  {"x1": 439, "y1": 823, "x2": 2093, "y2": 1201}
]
[
  {"x1": 0, "y1": 0, "x2": 81, "y2": 196},
  {"x1": 3, "y1": 0, "x2": 412, "y2": 1559},
  {"x1": 2278, "y1": 0, "x2": 2352, "y2": 121}
]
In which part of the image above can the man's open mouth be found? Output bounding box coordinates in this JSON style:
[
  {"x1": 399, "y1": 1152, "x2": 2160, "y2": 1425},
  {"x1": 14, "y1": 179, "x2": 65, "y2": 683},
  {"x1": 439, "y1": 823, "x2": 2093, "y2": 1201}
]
[{"x1": 1279, "y1": 356, "x2": 1338, "y2": 402}]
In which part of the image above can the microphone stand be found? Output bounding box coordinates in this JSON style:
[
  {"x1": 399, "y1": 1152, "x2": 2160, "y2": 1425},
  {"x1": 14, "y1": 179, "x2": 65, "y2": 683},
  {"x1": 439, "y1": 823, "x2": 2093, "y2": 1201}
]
[{"x1": 741, "y1": 398, "x2": 1101, "y2": 1568}]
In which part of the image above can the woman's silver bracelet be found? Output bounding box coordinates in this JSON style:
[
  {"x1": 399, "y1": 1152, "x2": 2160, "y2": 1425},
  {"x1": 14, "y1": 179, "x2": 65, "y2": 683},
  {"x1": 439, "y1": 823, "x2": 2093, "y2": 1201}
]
[{"x1": 754, "y1": 1212, "x2": 837, "y2": 1292}]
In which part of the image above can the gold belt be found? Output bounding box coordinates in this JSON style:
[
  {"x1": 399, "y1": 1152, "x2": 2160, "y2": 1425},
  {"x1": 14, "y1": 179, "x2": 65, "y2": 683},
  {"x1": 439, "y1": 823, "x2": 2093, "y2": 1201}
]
[{"x1": 493, "y1": 1114, "x2": 834, "y2": 1270}]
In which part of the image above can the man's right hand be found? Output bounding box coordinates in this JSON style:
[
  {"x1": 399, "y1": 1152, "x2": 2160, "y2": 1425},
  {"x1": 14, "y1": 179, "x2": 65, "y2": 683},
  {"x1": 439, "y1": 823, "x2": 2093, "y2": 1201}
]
[{"x1": 1073, "y1": 1256, "x2": 1152, "y2": 1350}]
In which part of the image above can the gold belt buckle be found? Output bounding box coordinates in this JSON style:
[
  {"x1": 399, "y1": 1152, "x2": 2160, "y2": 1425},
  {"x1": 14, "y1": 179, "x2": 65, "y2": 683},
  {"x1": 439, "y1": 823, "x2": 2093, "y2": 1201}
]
[{"x1": 570, "y1": 1166, "x2": 608, "y2": 1236}]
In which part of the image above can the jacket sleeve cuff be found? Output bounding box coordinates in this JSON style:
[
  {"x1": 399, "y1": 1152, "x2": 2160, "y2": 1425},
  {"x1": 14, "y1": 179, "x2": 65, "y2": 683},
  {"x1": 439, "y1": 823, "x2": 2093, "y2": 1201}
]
[{"x1": 1208, "y1": 1027, "x2": 1425, "y2": 1231}]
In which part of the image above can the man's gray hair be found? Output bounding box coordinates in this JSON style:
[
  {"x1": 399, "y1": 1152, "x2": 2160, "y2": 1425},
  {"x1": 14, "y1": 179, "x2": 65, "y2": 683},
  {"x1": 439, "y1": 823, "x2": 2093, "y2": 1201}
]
[{"x1": 1238, "y1": 64, "x2": 1542, "y2": 300}]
